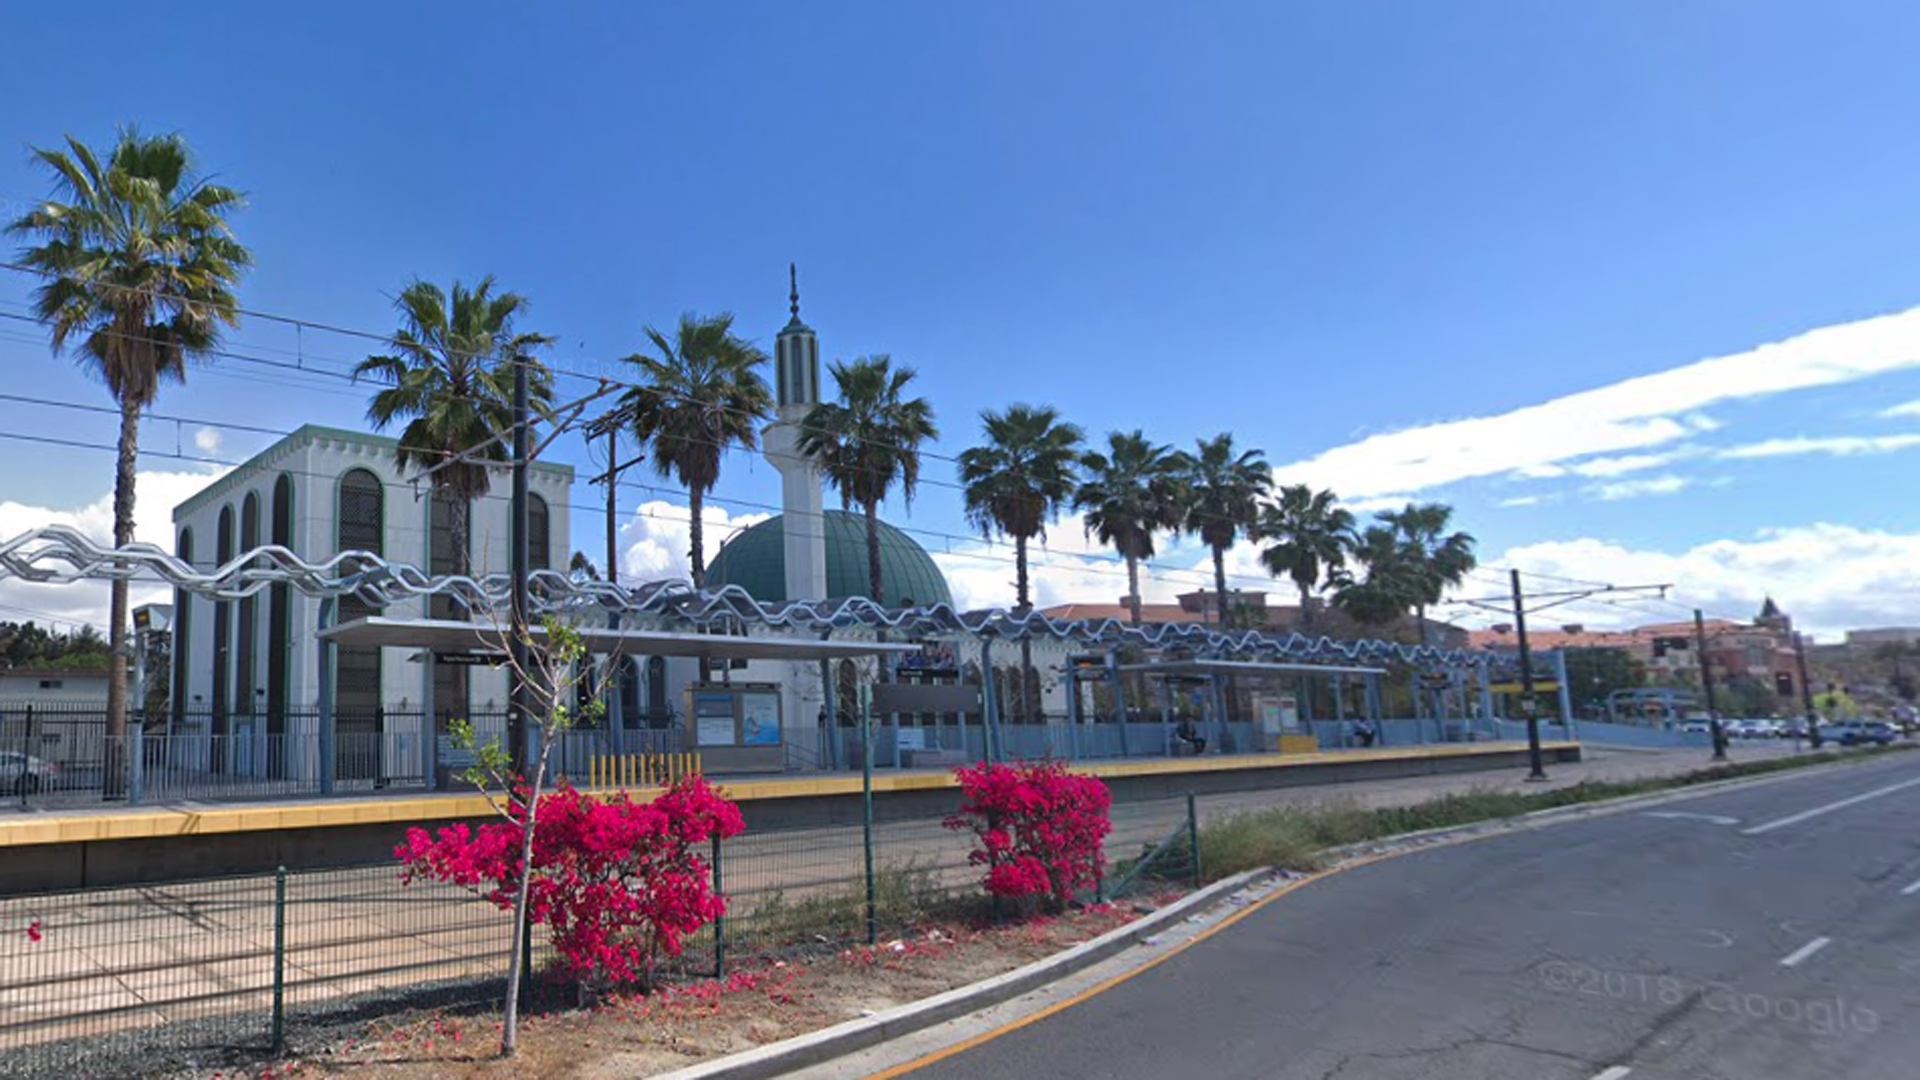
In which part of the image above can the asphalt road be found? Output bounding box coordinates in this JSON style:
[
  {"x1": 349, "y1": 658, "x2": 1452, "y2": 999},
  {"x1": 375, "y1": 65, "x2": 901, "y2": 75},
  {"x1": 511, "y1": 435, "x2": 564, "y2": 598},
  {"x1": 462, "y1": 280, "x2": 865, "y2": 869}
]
[{"x1": 899, "y1": 753, "x2": 1920, "y2": 1080}]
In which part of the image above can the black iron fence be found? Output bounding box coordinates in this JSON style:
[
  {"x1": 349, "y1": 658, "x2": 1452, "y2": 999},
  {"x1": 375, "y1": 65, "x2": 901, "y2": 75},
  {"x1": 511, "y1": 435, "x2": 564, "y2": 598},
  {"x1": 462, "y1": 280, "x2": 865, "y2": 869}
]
[
  {"x1": 0, "y1": 704, "x2": 692, "y2": 808},
  {"x1": 0, "y1": 789, "x2": 1200, "y2": 1080}
]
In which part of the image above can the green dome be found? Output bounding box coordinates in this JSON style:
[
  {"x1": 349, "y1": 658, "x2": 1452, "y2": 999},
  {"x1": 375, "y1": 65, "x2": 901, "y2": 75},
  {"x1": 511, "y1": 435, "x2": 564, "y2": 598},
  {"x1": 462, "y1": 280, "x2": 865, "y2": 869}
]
[{"x1": 707, "y1": 510, "x2": 953, "y2": 606}]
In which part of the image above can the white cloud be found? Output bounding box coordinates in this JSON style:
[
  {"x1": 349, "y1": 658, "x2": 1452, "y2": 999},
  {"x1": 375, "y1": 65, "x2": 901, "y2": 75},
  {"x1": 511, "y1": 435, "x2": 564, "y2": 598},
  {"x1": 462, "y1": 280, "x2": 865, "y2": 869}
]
[
  {"x1": 192, "y1": 426, "x2": 222, "y2": 456},
  {"x1": 0, "y1": 467, "x2": 230, "y2": 629},
  {"x1": 616, "y1": 499, "x2": 772, "y2": 583},
  {"x1": 936, "y1": 531, "x2": 1242, "y2": 614},
  {"x1": 1566, "y1": 449, "x2": 1699, "y2": 478},
  {"x1": 1497, "y1": 494, "x2": 1550, "y2": 508},
  {"x1": 1338, "y1": 494, "x2": 1421, "y2": 515},
  {"x1": 1716, "y1": 434, "x2": 1920, "y2": 460},
  {"x1": 1274, "y1": 304, "x2": 1920, "y2": 497},
  {"x1": 1877, "y1": 400, "x2": 1920, "y2": 419},
  {"x1": 1586, "y1": 475, "x2": 1693, "y2": 501},
  {"x1": 1482, "y1": 523, "x2": 1920, "y2": 640}
]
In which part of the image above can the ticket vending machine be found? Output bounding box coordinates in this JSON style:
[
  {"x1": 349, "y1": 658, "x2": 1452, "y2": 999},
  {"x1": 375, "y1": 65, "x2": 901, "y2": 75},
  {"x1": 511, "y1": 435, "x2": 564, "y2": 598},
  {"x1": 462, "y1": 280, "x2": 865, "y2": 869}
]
[{"x1": 684, "y1": 682, "x2": 786, "y2": 774}]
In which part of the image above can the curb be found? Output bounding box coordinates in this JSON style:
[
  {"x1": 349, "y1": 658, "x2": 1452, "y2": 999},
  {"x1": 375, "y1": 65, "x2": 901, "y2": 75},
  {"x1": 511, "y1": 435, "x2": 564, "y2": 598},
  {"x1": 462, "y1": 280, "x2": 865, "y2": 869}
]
[
  {"x1": 648, "y1": 868, "x2": 1270, "y2": 1080},
  {"x1": 655, "y1": 749, "x2": 1907, "y2": 1080}
]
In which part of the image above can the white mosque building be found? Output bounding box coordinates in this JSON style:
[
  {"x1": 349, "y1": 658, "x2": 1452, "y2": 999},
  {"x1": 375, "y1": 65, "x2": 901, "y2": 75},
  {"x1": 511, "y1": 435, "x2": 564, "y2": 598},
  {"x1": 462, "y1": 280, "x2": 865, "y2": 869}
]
[{"x1": 166, "y1": 272, "x2": 1059, "y2": 780}]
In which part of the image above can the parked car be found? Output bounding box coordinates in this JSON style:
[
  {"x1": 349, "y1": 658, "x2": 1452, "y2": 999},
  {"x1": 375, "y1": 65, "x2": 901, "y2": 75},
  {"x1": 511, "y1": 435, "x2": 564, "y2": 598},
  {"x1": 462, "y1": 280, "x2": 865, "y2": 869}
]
[
  {"x1": 1827, "y1": 721, "x2": 1899, "y2": 747},
  {"x1": 0, "y1": 750, "x2": 59, "y2": 795},
  {"x1": 1679, "y1": 720, "x2": 1713, "y2": 735},
  {"x1": 1777, "y1": 719, "x2": 1811, "y2": 740}
]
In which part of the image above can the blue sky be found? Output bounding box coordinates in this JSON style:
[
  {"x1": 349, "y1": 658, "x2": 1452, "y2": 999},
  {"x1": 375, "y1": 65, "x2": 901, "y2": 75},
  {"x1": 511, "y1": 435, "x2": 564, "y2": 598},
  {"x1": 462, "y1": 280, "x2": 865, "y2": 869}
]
[{"x1": 4, "y1": 1, "x2": 1920, "y2": 637}]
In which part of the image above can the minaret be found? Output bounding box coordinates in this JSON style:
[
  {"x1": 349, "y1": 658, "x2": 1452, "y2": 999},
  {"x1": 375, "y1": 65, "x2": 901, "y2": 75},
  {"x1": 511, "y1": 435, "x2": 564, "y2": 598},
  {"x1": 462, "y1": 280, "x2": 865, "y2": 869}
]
[{"x1": 762, "y1": 264, "x2": 829, "y2": 601}]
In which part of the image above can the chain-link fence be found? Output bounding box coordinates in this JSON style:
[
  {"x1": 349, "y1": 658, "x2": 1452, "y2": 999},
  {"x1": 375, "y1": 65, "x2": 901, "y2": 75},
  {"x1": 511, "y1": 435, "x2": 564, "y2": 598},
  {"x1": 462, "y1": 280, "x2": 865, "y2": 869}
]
[{"x1": 0, "y1": 788, "x2": 1201, "y2": 1080}]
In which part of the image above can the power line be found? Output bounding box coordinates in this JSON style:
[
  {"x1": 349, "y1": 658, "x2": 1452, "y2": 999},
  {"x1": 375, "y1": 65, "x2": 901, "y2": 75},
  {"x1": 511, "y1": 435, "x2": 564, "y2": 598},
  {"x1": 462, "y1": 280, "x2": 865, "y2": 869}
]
[
  {"x1": 0, "y1": 260, "x2": 1491, "y2": 597},
  {"x1": 0, "y1": 419, "x2": 1265, "y2": 597}
]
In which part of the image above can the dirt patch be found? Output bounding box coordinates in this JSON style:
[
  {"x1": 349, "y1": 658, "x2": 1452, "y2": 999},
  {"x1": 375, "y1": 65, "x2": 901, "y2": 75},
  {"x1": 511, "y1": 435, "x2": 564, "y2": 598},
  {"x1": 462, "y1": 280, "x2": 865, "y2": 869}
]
[{"x1": 229, "y1": 898, "x2": 1180, "y2": 1080}]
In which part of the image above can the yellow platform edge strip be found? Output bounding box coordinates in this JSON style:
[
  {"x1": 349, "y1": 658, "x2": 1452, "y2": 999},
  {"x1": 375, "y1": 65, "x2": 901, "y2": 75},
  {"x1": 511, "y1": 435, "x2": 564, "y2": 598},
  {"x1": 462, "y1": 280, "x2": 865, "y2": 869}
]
[{"x1": 0, "y1": 741, "x2": 1575, "y2": 848}]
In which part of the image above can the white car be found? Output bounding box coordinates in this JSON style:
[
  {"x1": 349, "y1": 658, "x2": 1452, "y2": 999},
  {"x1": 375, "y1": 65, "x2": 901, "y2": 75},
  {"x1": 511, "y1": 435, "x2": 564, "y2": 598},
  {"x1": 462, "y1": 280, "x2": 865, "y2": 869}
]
[{"x1": 0, "y1": 750, "x2": 59, "y2": 795}]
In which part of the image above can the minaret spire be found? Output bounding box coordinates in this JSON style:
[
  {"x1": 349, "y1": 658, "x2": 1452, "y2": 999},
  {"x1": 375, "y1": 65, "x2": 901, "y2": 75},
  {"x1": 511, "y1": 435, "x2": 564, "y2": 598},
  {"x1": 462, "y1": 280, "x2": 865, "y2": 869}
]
[{"x1": 789, "y1": 262, "x2": 800, "y2": 320}]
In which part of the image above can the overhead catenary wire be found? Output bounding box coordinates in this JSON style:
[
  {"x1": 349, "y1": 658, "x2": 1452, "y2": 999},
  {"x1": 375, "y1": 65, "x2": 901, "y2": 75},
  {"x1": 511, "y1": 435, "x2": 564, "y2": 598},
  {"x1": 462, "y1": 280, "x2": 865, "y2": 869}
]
[
  {"x1": 0, "y1": 417, "x2": 1267, "y2": 595},
  {"x1": 0, "y1": 259, "x2": 1477, "y2": 599},
  {"x1": 0, "y1": 261, "x2": 1310, "y2": 538}
]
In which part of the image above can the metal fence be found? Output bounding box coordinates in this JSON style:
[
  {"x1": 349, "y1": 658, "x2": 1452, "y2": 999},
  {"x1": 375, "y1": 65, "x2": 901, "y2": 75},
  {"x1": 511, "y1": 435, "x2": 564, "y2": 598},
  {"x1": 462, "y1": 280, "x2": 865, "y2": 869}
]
[
  {"x1": 0, "y1": 704, "x2": 694, "y2": 808},
  {"x1": 0, "y1": 788, "x2": 1200, "y2": 1080}
]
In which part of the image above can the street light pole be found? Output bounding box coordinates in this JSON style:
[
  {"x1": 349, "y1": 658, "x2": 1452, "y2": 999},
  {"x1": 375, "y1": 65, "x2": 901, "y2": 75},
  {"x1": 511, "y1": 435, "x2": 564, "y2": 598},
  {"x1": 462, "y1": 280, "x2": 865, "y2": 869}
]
[
  {"x1": 1694, "y1": 609, "x2": 1727, "y2": 761},
  {"x1": 1512, "y1": 569, "x2": 1547, "y2": 781},
  {"x1": 1794, "y1": 631, "x2": 1822, "y2": 749}
]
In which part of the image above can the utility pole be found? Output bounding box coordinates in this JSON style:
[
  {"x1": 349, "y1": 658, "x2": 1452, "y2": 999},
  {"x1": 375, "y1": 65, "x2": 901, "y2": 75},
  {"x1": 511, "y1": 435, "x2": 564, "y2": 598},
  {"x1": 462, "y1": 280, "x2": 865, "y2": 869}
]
[
  {"x1": 1511, "y1": 569, "x2": 1547, "y2": 782},
  {"x1": 1693, "y1": 609, "x2": 1728, "y2": 761},
  {"x1": 1456, "y1": 574, "x2": 1672, "y2": 783},
  {"x1": 509, "y1": 355, "x2": 531, "y2": 780},
  {"x1": 1794, "y1": 631, "x2": 1822, "y2": 749},
  {"x1": 604, "y1": 425, "x2": 619, "y2": 587},
  {"x1": 586, "y1": 404, "x2": 643, "y2": 738}
]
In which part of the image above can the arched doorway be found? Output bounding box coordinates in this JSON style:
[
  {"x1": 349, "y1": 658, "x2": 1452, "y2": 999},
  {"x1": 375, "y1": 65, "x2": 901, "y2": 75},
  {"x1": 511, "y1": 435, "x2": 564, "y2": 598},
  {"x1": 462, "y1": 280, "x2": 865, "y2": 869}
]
[
  {"x1": 172, "y1": 528, "x2": 193, "y2": 735},
  {"x1": 336, "y1": 469, "x2": 385, "y2": 781},
  {"x1": 213, "y1": 504, "x2": 234, "y2": 769},
  {"x1": 267, "y1": 475, "x2": 292, "y2": 776}
]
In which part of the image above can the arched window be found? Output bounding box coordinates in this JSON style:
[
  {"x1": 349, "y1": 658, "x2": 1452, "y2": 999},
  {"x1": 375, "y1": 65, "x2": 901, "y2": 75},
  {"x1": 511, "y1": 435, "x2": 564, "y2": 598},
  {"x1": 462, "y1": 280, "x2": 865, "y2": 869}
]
[
  {"x1": 335, "y1": 470, "x2": 385, "y2": 734},
  {"x1": 268, "y1": 476, "x2": 292, "y2": 774},
  {"x1": 528, "y1": 493, "x2": 551, "y2": 572},
  {"x1": 237, "y1": 492, "x2": 260, "y2": 716},
  {"x1": 428, "y1": 487, "x2": 468, "y2": 724},
  {"x1": 646, "y1": 655, "x2": 668, "y2": 725},
  {"x1": 836, "y1": 660, "x2": 859, "y2": 727},
  {"x1": 213, "y1": 505, "x2": 235, "y2": 755},
  {"x1": 172, "y1": 528, "x2": 193, "y2": 734}
]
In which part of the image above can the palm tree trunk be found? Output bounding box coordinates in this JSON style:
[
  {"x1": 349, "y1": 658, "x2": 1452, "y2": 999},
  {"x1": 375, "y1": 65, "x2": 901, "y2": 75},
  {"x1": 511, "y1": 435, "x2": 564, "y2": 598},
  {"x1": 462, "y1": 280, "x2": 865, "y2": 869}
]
[
  {"x1": 104, "y1": 396, "x2": 138, "y2": 799},
  {"x1": 449, "y1": 489, "x2": 473, "y2": 578},
  {"x1": 1014, "y1": 535, "x2": 1031, "y2": 611},
  {"x1": 1298, "y1": 581, "x2": 1313, "y2": 630},
  {"x1": 1015, "y1": 534, "x2": 1036, "y2": 724},
  {"x1": 1125, "y1": 554, "x2": 1142, "y2": 625},
  {"x1": 1212, "y1": 546, "x2": 1229, "y2": 630},
  {"x1": 864, "y1": 500, "x2": 883, "y2": 605},
  {"x1": 688, "y1": 487, "x2": 706, "y2": 589}
]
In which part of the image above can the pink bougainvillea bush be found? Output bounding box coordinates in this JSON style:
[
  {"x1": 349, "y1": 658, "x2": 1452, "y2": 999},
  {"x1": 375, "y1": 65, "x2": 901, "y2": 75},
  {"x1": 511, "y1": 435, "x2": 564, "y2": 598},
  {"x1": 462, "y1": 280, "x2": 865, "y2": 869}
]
[
  {"x1": 396, "y1": 775, "x2": 745, "y2": 988},
  {"x1": 944, "y1": 760, "x2": 1112, "y2": 909}
]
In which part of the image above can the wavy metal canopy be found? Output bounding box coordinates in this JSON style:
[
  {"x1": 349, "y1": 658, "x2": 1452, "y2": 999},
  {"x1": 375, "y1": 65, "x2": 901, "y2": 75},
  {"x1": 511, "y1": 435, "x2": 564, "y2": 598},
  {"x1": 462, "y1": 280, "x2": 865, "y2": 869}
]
[{"x1": 0, "y1": 525, "x2": 1509, "y2": 670}]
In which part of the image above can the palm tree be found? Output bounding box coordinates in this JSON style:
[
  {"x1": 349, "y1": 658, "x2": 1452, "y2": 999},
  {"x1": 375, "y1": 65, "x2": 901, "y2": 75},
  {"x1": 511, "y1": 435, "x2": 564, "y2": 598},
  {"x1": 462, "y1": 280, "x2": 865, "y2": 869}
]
[
  {"x1": 616, "y1": 312, "x2": 771, "y2": 588},
  {"x1": 8, "y1": 129, "x2": 251, "y2": 785},
  {"x1": 1376, "y1": 502, "x2": 1477, "y2": 645},
  {"x1": 354, "y1": 277, "x2": 554, "y2": 578},
  {"x1": 1257, "y1": 485, "x2": 1355, "y2": 629},
  {"x1": 799, "y1": 356, "x2": 938, "y2": 604},
  {"x1": 1330, "y1": 525, "x2": 1421, "y2": 631},
  {"x1": 959, "y1": 405, "x2": 1082, "y2": 725},
  {"x1": 957, "y1": 405, "x2": 1084, "y2": 611},
  {"x1": 1172, "y1": 434, "x2": 1271, "y2": 629},
  {"x1": 1074, "y1": 431, "x2": 1183, "y2": 625}
]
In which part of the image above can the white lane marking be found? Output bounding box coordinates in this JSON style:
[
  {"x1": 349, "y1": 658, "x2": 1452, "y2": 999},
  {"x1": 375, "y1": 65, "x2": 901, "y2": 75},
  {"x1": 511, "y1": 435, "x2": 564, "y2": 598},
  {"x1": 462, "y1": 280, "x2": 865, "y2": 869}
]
[
  {"x1": 1780, "y1": 936, "x2": 1833, "y2": 968},
  {"x1": 1741, "y1": 776, "x2": 1920, "y2": 835},
  {"x1": 1591, "y1": 1067, "x2": 1634, "y2": 1080},
  {"x1": 1643, "y1": 811, "x2": 1741, "y2": 825},
  {"x1": 1901, "y1": 878, "x2": 1920, "y2": 896}
]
